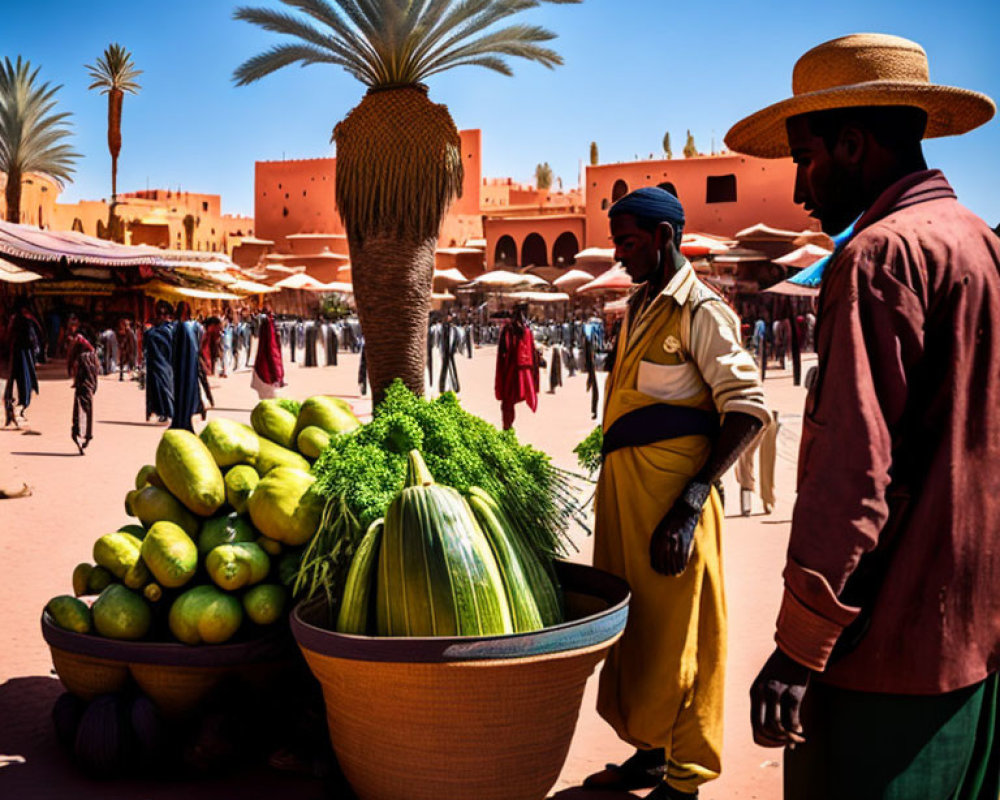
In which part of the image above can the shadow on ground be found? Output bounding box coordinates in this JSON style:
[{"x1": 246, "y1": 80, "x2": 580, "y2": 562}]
[
  {"x1": 0, "y1": 676, "x2": 328, "y2": 800},
  {"x1": 550, "y1": 788, "x2": 641, "y2": 799}
]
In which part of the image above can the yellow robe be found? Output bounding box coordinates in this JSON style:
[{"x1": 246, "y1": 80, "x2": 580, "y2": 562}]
[{"x1": 595, "y1": 270, "x2": 736, "y2": 794}]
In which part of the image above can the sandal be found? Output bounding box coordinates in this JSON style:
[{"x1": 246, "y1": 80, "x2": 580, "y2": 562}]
[{"x1": 582, "y1": 748, "x2": 666, "y2": 791}]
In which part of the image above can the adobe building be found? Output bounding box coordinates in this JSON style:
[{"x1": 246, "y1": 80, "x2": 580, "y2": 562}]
[
  {"x1": 482, "y1": 152, "x2": 817, "y2": 270},
  {"x1": 0, "y1": 172, "x2": 61, "y2": 228},
  {"x1": 255, "y1": 129, "x2": 485, "y2": 261},
  {"x1": 0, "y1": 171, "x2": 255, "y2": 258}
]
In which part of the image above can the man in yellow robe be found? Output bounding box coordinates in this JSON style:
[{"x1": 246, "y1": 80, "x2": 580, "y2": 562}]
[{"x1": 585, "y1": 187, "x2": 769, "y2": 799}]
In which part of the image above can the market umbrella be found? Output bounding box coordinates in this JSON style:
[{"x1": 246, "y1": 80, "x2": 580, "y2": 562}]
[
  {"x1": 574, "y1": 247, "x2": 616, "y2": 267},
  {"x1": 306, "y1": 281, "x2": 354, "y2": 294},
  {"x1": 471, "y1": 270, "x2": 536, "y2": 289},
  {"x1": 552, "y1": 269, "x2": 595, "y2": 291},
  {"x1": 229, "y1": 279, "x2": 279, "y2": 294},
  {"x1": 774, "y1": 244, "x2": 831, "y2": 269},
  {"x1": 273, "y1": 273, "x2": 324, "y2": 290},
  {"x1": 576, "y1": 265, "x2": 633, "y2": 295},
  {"x1": 680, "y1": 233, "x2": 734, "y2": 258},
  {"x1": 0, "y1": 257, "x2": 43, "y2": 283},
  {"x1": 432, "y1": 268, "x2": 467, "y2": 287},
  {"x1": 506, "y1": 291, "x2": 571, "y2": 303}
]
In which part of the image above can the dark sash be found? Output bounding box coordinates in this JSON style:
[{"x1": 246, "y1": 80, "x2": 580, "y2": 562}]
[{"x1": 601, "y1": 403, "x2": 718, "y2": 457}]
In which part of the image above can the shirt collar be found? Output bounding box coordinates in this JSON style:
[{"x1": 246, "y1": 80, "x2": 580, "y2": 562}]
[
  {"x1": 855, "y1": 169, "x2": 955, "y2": 235},
  {"x1": 658, "y1": 258, "x2": 697, "y2": 305}
]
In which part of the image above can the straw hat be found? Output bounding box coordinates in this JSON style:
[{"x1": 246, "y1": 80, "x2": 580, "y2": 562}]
[{"x1": 725, "y1": 33, "x2": 995, "y2": 158}]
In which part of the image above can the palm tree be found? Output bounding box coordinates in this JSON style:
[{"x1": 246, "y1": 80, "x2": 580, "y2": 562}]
[
  {"x1": 233, "y1": 0, "x2": 580, "y2": 401},
  {"x1": 0, "y1": 57, "x2": 78, "y2": 224},
  {"x1": 535, "y1": 161, "x2": 553, "y2": 191},
  {"x1": 589, "y1": 140, "x2": 598, "y2": 166},
  {"x1": 683, "y1": 129, "x2": 698, "y2": 158},
  {"x1": 86, "y1": 44, "x2": 141, "y2": 241}
]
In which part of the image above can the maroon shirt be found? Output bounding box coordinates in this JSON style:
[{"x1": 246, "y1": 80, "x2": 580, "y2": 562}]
[{"x1": 775, "y1": 170, "x2": 1000, "y2": 694}]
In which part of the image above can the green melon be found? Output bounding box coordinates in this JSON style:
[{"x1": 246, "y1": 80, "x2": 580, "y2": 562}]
[
  {"x1": 140, "y1": 521, "x2": 198, "y2": 589},
  {"x1": 168, "y1": 586, "x2": 243, "y2": 645},
  {"x1": 200, "y1": 419, "x2": 260, "y2": 468},
  {"x1": 247, "y1": 468, "x2": 324, "y2": 546},
  {"x1": 155, "y1": 429, "x2": 225, "y2": 517},
  {"x1": 224, "y1": 465, "x2": 259, "y2": 514},
  {"x1": 92, "y1": 584, "x2": 152, "y2": 640},
  {"x1": 251, "y1": 400, "x2": 297, "y2": 449}
]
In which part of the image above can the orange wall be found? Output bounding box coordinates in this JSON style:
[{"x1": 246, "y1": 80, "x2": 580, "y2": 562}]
[
  {"x1": 483, "y1": 215, "x2": 586, "y2": 270},
  {"x1": 255, "y1": 158, "x2": 342, "y2": 250},
  {"x1": 584, "y1": 154, "x2": 815, "y2": 245},
  {"x1": 0, "y1": 173, "x2": 61, "y2": 228},
  {"x1": 255, "y1": 129, "x2": 485, "y2": 251}
]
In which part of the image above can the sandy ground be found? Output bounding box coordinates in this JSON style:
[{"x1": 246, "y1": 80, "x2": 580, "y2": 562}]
[{"x1": 0, "y1": 343, "x2": 814, "y2": 799}]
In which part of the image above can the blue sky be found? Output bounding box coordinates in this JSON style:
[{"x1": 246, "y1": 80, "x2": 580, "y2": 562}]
[{"x1": 2, "y1": 0, "x2": 998, "y2": 223}]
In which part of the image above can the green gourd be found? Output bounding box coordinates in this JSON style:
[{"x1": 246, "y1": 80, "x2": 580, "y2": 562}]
[{"x1": 376, "y1": 451, "x2": 512, "y2": 638}]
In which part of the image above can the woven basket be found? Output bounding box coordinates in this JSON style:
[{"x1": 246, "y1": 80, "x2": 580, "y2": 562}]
[
  {"x1": 41, "y1": 616, "x2": 296, "y2": 718},
  {"x1": 291, "y1": 560, "x2": 630, "y2": 800}
]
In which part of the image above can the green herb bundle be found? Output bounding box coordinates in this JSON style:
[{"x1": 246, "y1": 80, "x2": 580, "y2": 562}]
[
  {"x1": 574, "y1": 426, "x2": 604, "y2": 478},
  {"x1": 312, "y1": 381, "x2": 582, "y2": 563}
]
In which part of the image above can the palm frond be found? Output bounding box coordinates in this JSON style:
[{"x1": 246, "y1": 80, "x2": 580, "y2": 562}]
[
  {"x1": 0, "y1": 56, "x2": 79, "y2": 187},
  {"x1": 85, "y1": 43, "x2": 142, "y2": 94},
  {"x1": 233, "y1": 0, "x2": 580, "y2": 88},
  {"x1": 233, "y1": 42, "x2": 359, "y2": 86}
]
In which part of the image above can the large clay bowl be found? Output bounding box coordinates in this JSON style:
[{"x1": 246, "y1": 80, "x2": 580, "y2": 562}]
[
  {"x1": 291, "y1": 560, "x2": 630, "y2": 800},
  {"x1": 41, "y1": 615, "x2": 296, "y2": 718}
]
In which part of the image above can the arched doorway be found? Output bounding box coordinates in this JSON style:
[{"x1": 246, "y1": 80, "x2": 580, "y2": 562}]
[
  {"x1": 521, "y1": 233, "x2": 547, "y2": 267},
  {"x1": 71, "y1": 218, "x2": 84, "y2": 233},
  {"x1": 611, "y1": 179, "x2": 629, "y2": 202},
  {"x1": 658, "y1": 181, "x2": 679, "y2": 200},
  {"x1": 552, "y1": 232, "x2": 579, "y2": 267},
  {"x1": 494, "y1": 235, "x2": 517, "y2": 267}
]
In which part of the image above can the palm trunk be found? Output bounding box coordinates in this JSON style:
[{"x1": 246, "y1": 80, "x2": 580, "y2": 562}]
[
  {"x1": 108, "y1": 89, "x2": 123, "y2": 202},
  {"x1": 5, "y1": 170, "x2": 21, "y2": 223},
  {"x1": 350, "y1": 230, "x2": 436, "y2": 403}
]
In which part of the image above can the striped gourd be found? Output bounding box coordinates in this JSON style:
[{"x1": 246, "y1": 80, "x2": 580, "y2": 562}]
[
  {"x1": 335, "y1": 518, "x2": 384, "y2": 635},
  {"x1": 467, "y1": 486, "x2": 564, "y2": 628},
  {"x1": 376, "y1": 451, "x2": 513, "y2": 637},
  {"x1": 465, "y1": 491, "x2": 544, "y2": 633}
]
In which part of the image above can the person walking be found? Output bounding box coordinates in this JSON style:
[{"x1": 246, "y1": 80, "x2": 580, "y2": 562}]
[
  {"x1": 171, "y1": 302, "x2": 205, "y2": 432},
  {"x1": 66, "y1": 327, "x2": 99, "y2": 453},
  {"x1": 726, "y1": 33, "x2": 1000, "y2": 800},
  {"x1": 494, "y1": 305, "x2": 539, "y2": 430},
  {"x1": 251, "y1": 309, "x2": 285, "y2": 399},
  {"x1": 584, "y1": 187, "x2": 767, "y2": 799},
  {"x1": 144, "y1": 301, "x2": 174, "y2": 423},
  {"x1": 116, "y1": 317, "x2": 136, "y2": 381},
  {"x1": 3, "y1": 299, "x2": 42, "y2": 427}
]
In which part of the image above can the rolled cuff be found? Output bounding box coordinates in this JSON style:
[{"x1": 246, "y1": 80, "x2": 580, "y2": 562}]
[
  {"x1": 774, "y1": 562, "x2": 861, "y2": 672},
  {"x1": 722, "y1": 400, "x2": 772, "y2": 427}
]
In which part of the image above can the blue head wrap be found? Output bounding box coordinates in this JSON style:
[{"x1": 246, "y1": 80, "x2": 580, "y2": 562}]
[{"x1": 609, "y1": 186, "x2": 686, "y2": 241}]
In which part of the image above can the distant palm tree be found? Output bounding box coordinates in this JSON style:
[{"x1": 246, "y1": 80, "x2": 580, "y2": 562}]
[
  {"x1": 86, "y1": 43, "x2": 142, "y2": 241},
  {"x1": 0, "y1": 57, "x2": 79, "y2": 224},
  {"x1": 535, "y1": 162, "x2": 553, "y2": 191},
  {"x1": 589, "y1": 141, "x2": 598, "y2": 166},
  {"x1": 233, "y1": 0, "x2": 580, "y2": 401}
]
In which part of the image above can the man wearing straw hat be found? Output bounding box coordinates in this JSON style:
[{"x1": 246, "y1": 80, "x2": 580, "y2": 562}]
[{"x1": 726, "y1": 33, "x2": 1000, "y2": 798}]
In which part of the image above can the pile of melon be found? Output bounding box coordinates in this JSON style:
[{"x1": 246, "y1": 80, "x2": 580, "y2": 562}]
[{"x1": 45, "y1": 396, "x2": 359, "y2": 645}]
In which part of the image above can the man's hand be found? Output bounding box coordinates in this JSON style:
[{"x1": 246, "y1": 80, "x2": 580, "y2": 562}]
[
  {"x1": 750, "y1": 648, "x2": 812, "y2": 748},
  {"x1": 649, "y1": 482, "x2": 709, "y2": 576}
]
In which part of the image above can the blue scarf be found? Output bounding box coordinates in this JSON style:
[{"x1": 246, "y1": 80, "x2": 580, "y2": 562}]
[{"x1": 789, "y1": 216, "x2": 861, "y2": 288}]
